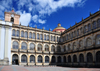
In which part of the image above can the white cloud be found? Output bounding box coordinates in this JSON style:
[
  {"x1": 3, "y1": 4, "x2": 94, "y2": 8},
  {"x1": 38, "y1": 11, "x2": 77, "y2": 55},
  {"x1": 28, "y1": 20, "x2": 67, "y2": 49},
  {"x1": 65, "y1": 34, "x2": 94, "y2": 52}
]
[
  {"x1": 32, "y1": 15, "x2": 46, "y2": 24},
  {"x1": 19, "y1": 11, "x2": 31, "y2": 26},
  {"x1": 0, "y1": 0, "x2": 86, "y2": 25},
  {"x1": 39, "y1": 19, "x2": 46, "y2": 24}
]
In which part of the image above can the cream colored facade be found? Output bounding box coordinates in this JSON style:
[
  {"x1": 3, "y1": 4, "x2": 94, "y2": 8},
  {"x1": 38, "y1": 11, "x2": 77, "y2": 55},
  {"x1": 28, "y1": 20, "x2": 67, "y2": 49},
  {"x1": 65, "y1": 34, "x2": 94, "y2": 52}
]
[{"x1": 0, "y1": 9, "x2": 100, "y2": 67}]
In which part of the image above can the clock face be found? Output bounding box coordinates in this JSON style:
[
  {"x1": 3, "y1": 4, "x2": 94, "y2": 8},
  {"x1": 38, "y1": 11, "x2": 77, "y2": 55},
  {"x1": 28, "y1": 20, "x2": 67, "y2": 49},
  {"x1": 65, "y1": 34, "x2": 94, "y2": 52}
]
[{"x1": 11, "y1": 14, "x2": 14, "y2": 17}]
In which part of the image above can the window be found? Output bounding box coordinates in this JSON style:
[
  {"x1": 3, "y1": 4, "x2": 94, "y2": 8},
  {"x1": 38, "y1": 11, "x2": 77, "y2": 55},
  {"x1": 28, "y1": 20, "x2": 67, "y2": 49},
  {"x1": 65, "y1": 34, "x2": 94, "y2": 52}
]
[
  {"x1": 57, "y1": 46, "x2": 61, "y2": 52},
  {"x1": 51, "y1": 56, "x2": 55, "y2": 63},
  {"x1": 57, "y1": 37, "x2": 59, "y2": 42},
  {"x1": 30, "y1": 43, "x2": 35, "y2": 50},
  {"x1": 73, "y1": 42, "x2": 76, "y2": 50},
  {"x1": 63, "y1": 56, "x2": 66, "y2": 63},
  {"x1": 71, "y1": 32, "x2": 73, "y2": 38},
  {"x1": 77, "y1": 29, "x2": 79, "y2": 36},
  {"x1": 86, "y1": 38, "x2": 92, "y2": 47},
  {"x1": 40, "y1": 34, "x2": 43, "y2": 40},
  {"x1": 29, "y1": 32, "x2": 32, "y2": 38},
  {"x1": 96, "y1": 34, "x2": 100, "y2": 45},
  {"x1": 64, "y1": 45, "x2": 66, "y2": 52},
  {"x1": 16, "y1": 30, "x2": 19, "y2": 37},
  {"x1": 80, "y1": 27, "x2": 82, "y2": 35},
  {"x1": 68, "y1": 55, "x2": 71, "y2": 63},
  {"x1": 96, "y1": 51, "x2": 100, "y2": 62},
  {"x1": 57, "y1": 56, "x2": 61, "y2": 63},
  {"x1": 79, "y1": 40, "x2": 83, "y2": 48},
  {"x1": 12, "y1": 29, "x2": 15, "y2": 36},
  {"x1": 11, "y1": 17, "x2": 14, "y2": 22},
  {"x1": 38, "y1": 55, "x2": 42, "y2": 63},
  {"x1": 68, "y1": 44, "x2": 71, "y2": 51},
  {"x1": 25, "y1": 31, "x2": 28, "y2": 38},
  {"x1": 13, "y1": 41, "x2": 19, "y2": 49},
  {"x1": 51, "y1": 45, "x2": 55, "y2": 52},
  {"x1": 73, "y1": 55, "x2": 77, "y2": 62},
  {"x1": 79, "y1": 54, "x2": 84, "y2": 62},
  {"x1": 45, "y1": 56, "x2": 49, "y2": 63},
  {"x1": 87, "y1": 53, "x2": 93, "y2": 63},
  {"x1": 37, "y1": 33, "x2": 39, "y2": 39},
  {"x1": 97, "y1": 19, "x2": 100, "y2": 28},
  {"x1": 21, "y1": 55, "x2": 27, "y2": 63},
  {"x1": 66, "y1": 35, "x2": 68, "y2": 40},
  {"x1": 21, "y1": 31, "x2": 24, "y2": 37},
  {"x1": 45, "y1": 45, "x2": 49, "y2": 51},
  {"x1": 84, "y1": 25, "x2": 87, "y2": 33},
  {"x1": 88, "y1": 24, "x2": 91, "y2": 32},
  {"x1": 93, "y1": 21, "x2": 96, "y2": 29},
  {"x1": 47, "y1": 35, "x2": 49, "y2": 41},
  {"x1": 33, "y1": 33, "x2": 35, "y2": 39},
  {"x1": 74, "y1": 31, "x2": 76, "y2": 37},
  {"x1": 21, "y1": 42, "x2": 27, "y2": 49},
  {"x1": 30, "y1": 55, "x2": 35, "y2": 63},
  {"x1": 54, "y1": 36, "x2": 55, "y2": 41},
  {"x1": 37, "y1": 44, "x2": 42, "y2": 51},
  {"x1": 51, "y1": 35, "x2": 52, "y2": 41},
  {"x1": 44, "y1": 34, "x2": 46, "y2": 40}
]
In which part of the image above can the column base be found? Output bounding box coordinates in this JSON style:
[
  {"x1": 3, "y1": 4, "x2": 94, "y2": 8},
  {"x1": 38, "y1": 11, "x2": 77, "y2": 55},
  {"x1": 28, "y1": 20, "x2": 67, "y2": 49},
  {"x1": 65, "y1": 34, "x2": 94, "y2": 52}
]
[{"x1": 0, "y1": 58, "x2": 9, "y2": 65}]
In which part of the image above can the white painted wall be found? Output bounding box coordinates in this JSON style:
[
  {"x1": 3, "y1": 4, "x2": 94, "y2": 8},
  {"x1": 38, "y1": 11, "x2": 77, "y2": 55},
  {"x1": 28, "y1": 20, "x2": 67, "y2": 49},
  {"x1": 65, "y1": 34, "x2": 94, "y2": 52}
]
[{"x1": 0, "y1": 20, "x2": 12, "y2": 64}]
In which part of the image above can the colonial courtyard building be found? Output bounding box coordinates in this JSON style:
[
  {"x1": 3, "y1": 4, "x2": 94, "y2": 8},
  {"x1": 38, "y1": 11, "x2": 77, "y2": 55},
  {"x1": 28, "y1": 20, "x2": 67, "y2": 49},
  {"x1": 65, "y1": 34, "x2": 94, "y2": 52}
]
[{"x1": 0, "y1": 9, "x2": 100, "y2": 67}]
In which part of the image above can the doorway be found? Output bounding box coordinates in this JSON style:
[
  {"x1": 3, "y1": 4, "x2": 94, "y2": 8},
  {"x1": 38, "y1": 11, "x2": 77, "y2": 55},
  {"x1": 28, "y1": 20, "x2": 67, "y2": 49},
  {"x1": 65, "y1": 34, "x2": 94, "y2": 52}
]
[{"x1": 12, "y1": 54, "x2": 19, "y2": 65}]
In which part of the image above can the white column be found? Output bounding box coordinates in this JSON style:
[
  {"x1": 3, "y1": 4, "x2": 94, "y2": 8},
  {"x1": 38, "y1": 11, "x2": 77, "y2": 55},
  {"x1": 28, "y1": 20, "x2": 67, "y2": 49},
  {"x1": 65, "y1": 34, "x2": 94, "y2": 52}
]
[
  {"x1": 4, "y1": 26, "x2": 9, "y2": 58},
  {"x1": 0, "y1": 25, "x2": 5, "y2": 59}
]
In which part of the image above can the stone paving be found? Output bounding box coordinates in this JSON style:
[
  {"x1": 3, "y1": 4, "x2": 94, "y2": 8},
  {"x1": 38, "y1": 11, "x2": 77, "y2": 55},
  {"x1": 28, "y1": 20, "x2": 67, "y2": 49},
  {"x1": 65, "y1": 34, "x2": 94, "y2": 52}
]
[{"x1": 0, "y1": 66, "x2": 100, "y2": 71}]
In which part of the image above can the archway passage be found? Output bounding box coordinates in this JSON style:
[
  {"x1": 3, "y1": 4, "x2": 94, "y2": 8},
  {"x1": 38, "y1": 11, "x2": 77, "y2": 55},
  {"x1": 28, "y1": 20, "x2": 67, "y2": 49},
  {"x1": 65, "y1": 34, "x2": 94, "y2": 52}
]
[{"x1": 12, "y1": 54, "x2": 19, "y2": 65}]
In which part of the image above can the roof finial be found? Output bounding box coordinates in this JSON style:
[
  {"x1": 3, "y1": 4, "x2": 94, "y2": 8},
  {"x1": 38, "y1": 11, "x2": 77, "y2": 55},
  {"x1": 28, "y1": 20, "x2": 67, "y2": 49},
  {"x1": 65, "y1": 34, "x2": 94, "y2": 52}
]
[
  {"x1": 11, "y1": 7, "x2": 14, "y2": 12},
  {"x1": 82, "y1": 17, "x2": 84, "y2": 21},
  {"x1": 90, "y1": 12, "x2": 92, "y2": 16},
  {"x1": 75, "y1": 21, "x2": 77, "y2": 24},
  {"x1": 49, "y1": 28, "x2": 51, "y2": 31}
]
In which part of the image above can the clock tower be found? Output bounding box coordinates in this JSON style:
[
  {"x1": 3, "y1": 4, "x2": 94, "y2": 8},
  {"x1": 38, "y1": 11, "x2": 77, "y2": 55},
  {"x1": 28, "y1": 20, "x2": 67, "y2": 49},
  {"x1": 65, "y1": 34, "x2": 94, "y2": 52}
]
[{"x1": 4, "y1": 9, "x2": 20, "y2": 25}]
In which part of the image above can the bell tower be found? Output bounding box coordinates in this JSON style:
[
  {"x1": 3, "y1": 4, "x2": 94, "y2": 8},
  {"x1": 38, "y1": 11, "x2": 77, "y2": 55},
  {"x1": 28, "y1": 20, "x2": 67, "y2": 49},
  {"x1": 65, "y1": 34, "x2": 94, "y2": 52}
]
[{"x1": 4, "y1": 9, "x2": 20, "y2": 25}]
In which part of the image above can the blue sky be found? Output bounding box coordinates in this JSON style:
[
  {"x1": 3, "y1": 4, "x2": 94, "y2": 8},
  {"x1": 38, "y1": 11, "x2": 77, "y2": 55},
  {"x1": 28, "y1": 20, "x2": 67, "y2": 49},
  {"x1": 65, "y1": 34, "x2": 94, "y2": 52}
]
[{"x1": 0, "y1": 0, "x2": 100, "y2": 31}]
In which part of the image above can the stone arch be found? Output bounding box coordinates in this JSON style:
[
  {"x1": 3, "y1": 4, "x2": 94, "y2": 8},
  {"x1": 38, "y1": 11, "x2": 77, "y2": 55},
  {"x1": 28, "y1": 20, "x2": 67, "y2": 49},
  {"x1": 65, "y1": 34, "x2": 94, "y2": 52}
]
[
  {"x1": 29, "y1": 43, "x2": 35, "y2": 50},
  {"x1": 73, "y1": 55, "x2": 77, "y2": 62},
  {"x1": 37, "y1": 44, "x2": 42, "y2": 51},
  {"x1": 11, "y1": 17, "x2": 14, "y2": 22},
  {"x1": 51, "y1": 45, "x2": 55, "y2": 52},
  {"x1": 87, "y1": 52, "x2": 93, "y2": 63},
  {"x1": 73, "y1": 42, "x2": 76, "y2": 50},
  {"x1": 12, "y1": 41, "x2": 19, "y2": 49},
  {"x1": 96, "y1": 51, "x2": 100, "y2": 62},
  {"x1": 57, "y1": 56, "x2": 61, "y2": 63},
  {"x1": 30, "y1": 55, "x2": 35, "y2": 63},
  {"x1": 79, "y1": 54, "x2": 84, "y2": 62},
  {"x1": 21, "y1": 42, "x2": 27, "y2": 50},
  {"x1": 38, "y1": 55, "x2": 42, "y2": 63},
  {"x1": 44, "y1": 44, "x2": 49, "y2": 51},
  {"x1": 63, "y1": 56, "x2": 66, "y2": 63},
  {"x1": 68, "y1": 55, "x2": 71, "y2": 63},
  {"x1": 97, "y1": 18, "x2": 100, "y2": 28},
  {"x1": 86, "y1": 37, "x2": 92, "y2": 47},
  {"x1": 12, "y1": 54, "x2": 19, "y2": 65},
  {"x1": 79, "y1": 40, "x2": 83, "y2": 48},
  {"x1": 51, "y1": 56, "x2": 56, "y2": 63},
  {"x1": 95, "y1": 34, "x2": 100, "y2": 45},
  {"x1": 57, "y1": 46, "x2": 61, "y2": 52},
  {"x1": 45, "y1": 56, "x2": 49, "y2": 63},
  {"x1": 21, "y1": 54, "x2": 27, "y2": 63}
]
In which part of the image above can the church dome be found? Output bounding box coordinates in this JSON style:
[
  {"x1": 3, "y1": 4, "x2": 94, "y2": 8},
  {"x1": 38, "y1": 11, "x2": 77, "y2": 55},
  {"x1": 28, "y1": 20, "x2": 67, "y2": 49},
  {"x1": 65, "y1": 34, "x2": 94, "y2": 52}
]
[{"x1": 53, "y1": 23, "x2": 66, "y2": 33}]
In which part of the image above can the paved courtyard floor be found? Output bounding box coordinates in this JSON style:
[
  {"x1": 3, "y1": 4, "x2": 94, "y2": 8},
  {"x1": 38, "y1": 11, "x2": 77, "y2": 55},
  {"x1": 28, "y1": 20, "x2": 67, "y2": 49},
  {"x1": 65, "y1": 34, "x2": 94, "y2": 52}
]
[{"x1": 0, "y1": 66, "x2": 100, "y2": 71}]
